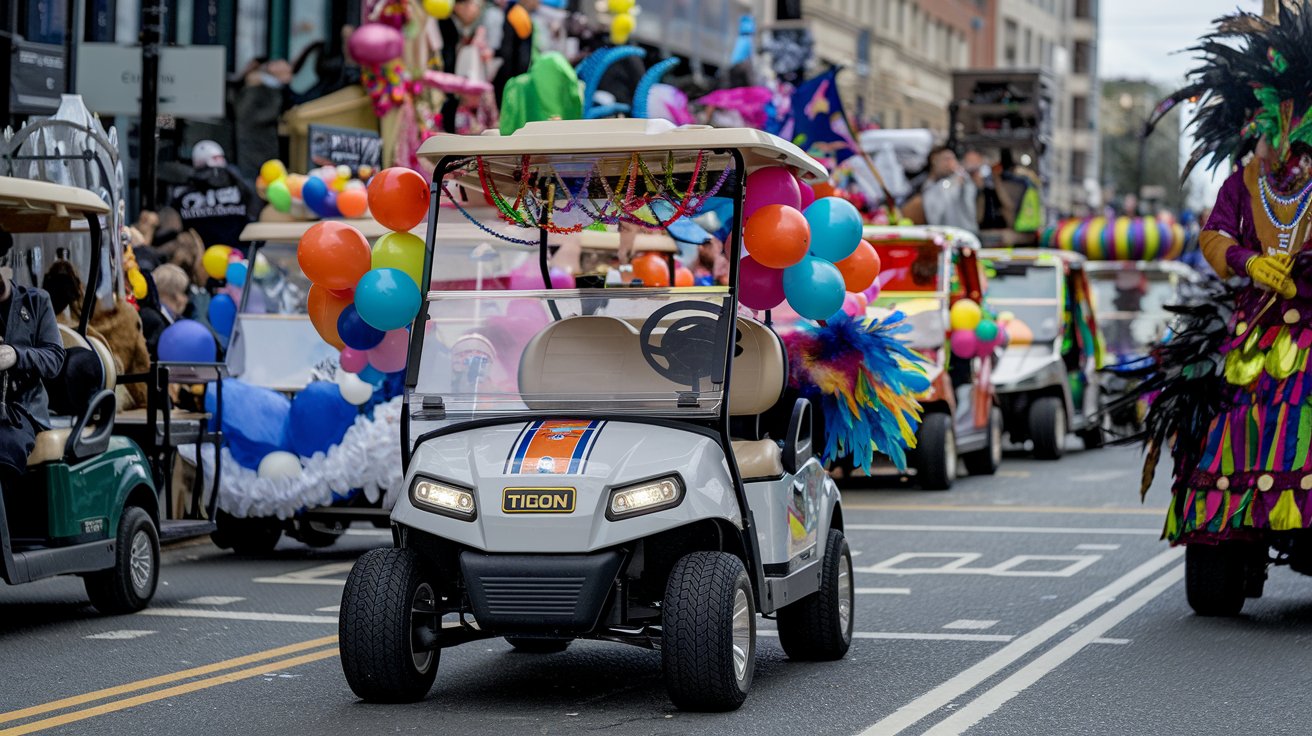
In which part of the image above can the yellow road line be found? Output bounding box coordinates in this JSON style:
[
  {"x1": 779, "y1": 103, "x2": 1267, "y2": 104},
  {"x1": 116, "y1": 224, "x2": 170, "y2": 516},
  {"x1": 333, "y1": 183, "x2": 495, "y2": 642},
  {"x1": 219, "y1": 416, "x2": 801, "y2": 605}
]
[
  {"x1": 0, "y1": 648, "x2": 339, "y2": 736},
  {"x1": 0, "y1": 635, "x2": 338, "y2": 725},
  {"x1": 844, "y1": 503, "x2": 1166, "y2": 516}
]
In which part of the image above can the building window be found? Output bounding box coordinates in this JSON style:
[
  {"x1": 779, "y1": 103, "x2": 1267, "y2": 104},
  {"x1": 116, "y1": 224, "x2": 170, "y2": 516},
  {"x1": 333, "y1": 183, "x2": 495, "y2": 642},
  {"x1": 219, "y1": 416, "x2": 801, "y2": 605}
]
[
  {"x1": 1022, "y1": 27, "x2": 1032, "y2": 66},
  {"x1": 1073, "y1": 40, "x2": 1092, "y2": 75},
  {"x1": 1074, "y1": 0, "x2": 1092, "y2": 19},
  {"x1": 1072, "y1": 95, "x2": 1089, "y2": 129},
  {"x1": 1004, "y1": 19, "x2": 1017, "y2": 66},
  {"x1": 1072, "y1": 150, "x2": 1087, "y2": 181}
]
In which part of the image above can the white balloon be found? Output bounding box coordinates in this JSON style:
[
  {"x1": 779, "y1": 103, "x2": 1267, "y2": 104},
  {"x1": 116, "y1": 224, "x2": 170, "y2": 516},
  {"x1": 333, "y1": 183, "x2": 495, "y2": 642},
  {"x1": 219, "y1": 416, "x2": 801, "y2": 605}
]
[
  {"x1": 336, "y1": 371, "x2": 374, "y2": 406},
  {"x1": 258, "y1": 451, "x2": 302, "y2": 479}
]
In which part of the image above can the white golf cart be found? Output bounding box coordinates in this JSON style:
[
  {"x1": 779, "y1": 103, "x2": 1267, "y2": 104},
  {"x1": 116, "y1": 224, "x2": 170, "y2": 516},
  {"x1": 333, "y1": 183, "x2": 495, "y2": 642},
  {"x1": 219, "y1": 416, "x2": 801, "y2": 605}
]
[{"x1": 338, "y1": 120, "x2": 853, "y2": 712}]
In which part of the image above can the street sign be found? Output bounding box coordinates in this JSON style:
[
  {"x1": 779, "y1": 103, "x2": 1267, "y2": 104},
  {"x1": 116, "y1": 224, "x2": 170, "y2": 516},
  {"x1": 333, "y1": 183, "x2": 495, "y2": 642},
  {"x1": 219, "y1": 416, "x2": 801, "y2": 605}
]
[
  {"x1": 75, "y1": 44, "x2": 225, "y2": 119},
  {"x1": 10, "y1": 40, "x2": 66, "y2": 114}
]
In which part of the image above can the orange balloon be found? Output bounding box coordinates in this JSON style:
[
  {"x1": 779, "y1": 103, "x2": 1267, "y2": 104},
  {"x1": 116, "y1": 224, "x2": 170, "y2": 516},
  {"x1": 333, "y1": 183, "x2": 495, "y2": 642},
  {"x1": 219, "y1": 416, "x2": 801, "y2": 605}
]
[
  {"x1": 367, "y1": 167, "x2": 429, "y2": 233},
  {"x1": 307, "y1": 284, "x2": 351, "y2": 350},
  {"x1": 632, "y1": 253, "x2": 671, "y2": 287},
  {"x1": 812, "y1": 182, "x2": 837, "y2": 199},
  {"x1": 835, "y1": 240, "x2": 881, "y2": 292},
  {"x1": 286, "y1": 174, "x2": 306, "y2": 199},
  {"x1": 674, "y1": 266, "x2": 694, "y2": 287},
  {"x1": 337, "y1": 188, "x2": 368, "y2": 218},
  {"x1": 508, "y1": 4, "x2": 533, "y2": 39},
  {"x1": 298, "y1": 221, "x2": 371, "y2": 290},
  {"x1": 743, "y1": 204, "x2": 810, "y2": 269}
]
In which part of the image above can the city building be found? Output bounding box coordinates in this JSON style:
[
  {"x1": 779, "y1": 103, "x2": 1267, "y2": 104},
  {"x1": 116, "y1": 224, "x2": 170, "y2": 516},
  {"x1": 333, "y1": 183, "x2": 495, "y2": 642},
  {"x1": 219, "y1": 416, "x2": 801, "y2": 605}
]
[{"x1": 1099, "y1": 78, "x2": 1187, "y2": 213}]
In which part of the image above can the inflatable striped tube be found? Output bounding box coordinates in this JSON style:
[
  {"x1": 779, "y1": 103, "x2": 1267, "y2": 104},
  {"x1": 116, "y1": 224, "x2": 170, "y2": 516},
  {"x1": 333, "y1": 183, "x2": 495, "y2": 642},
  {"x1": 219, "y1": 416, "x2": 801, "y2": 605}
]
[{"x1": 1040, "y1": 217, "x2": 1186, "y2": 260}]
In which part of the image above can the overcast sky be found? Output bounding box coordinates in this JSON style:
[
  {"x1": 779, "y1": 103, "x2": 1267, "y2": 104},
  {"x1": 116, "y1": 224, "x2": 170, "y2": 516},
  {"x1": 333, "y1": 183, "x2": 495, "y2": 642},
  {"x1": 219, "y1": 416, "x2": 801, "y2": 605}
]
[{"x1": 1099, "y1": 0, "x2": 1264, "y2": 83}]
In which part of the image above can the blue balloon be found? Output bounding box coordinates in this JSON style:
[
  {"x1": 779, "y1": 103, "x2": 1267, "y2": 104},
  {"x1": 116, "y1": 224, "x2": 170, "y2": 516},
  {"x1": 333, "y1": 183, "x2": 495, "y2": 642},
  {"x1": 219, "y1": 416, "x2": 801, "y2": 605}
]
[
  {"x1": 158, "y1": 318, "x2": 217, "y2": 362},
  {"x1": 206, "y1": 379, "x2": 291, "y2": 470},
  {"x1": 805, "y1": 197, "x2": 864, "y2": 262},
  {"x1": 302, "y1": 176, "x2": 329, "y2": 211},
  {"x1": 207, "y1": 293, "x2": 237, "y2": 337},
  {"x1": 337, "y1": 304, "x2": 386, "y2": 351},
  {"x1": 317, "y1": 191, "x2": 341, "y2": 218},
  {"x1": 225, "y1": 261, "x2": 248, "y2": 287},
  {"x1": 783, "y1": 256, "x2": 846, "y2": 320},
  {"x1": 289, "y1": 381, "x2": 357, "y2": 457},
  {"x1": 358, "y1": 365, "x2": 387, "y2": 388},
  {"x1": 355, "y1": 268, "x2": 422, "y2": 331}
]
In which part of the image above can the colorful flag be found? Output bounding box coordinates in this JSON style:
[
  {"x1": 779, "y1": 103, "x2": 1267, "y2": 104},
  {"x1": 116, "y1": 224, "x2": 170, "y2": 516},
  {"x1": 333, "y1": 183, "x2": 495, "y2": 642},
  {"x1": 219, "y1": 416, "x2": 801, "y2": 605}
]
[{"x1": 780, "y1": 67, "x2": 859, "y2": 165}]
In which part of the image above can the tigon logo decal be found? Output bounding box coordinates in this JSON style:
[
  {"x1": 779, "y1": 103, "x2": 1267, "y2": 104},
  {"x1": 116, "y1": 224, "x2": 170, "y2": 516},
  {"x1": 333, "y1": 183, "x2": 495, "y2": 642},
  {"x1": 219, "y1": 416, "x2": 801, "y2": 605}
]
[{"x1": 502, "y1": 488, "x2": 576, "y2": 513}]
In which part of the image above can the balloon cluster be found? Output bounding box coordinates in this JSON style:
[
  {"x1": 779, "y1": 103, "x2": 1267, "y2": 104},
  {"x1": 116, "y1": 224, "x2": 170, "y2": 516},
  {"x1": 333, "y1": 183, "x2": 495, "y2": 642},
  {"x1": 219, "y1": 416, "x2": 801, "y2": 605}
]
[
  {"x1": 300, "y1": 167, "x2": 429, "y2": 388},
  {"x1": 607, "y1": 0, "x2": 639, "y2": 44},
  {"x1": 948, "y1": 299, "x2": 1007, "y2": 359},
  {"x1": 738, "y1": 168, "x2": 882, "y2": 321},
  {"x1": 258, "y1": 159, "x2": 375, "y2": 220},
  {"x1": 200, "y1": 244, "x2": 252, "y2": 341}
]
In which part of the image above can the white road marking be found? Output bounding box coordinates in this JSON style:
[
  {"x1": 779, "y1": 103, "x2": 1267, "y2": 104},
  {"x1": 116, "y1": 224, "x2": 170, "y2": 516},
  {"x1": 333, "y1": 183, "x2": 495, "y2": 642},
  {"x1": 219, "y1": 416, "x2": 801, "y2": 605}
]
[
  {"x1": 253, "y1": 562, "x2": 354, "y2": 587},
  {"x1": 1091, "y1": 637, "x2": 1131, "y2": 645},
  {"x1": 942, "y1": 620, "x2": 998, "y2": 631},
  {"x1": 180, "y1": 596, "x2": 246, "y2": 606},
  {"x1": 996, "y1": 470, "x2": 1030, "y2": 478},
  {"x1": 858, "y1": 553, "x2": 1101, "y2": 578},
  {"x1": 1068, "y1": 471, "x2": 1127, "y2": 483},
  {"x1": 856, "y1": 588, "x2": 912, "y2": 595},
  {"x1": 85, "y1": 630, "x2": 157, "y2": 640},
  {"x1": 316, "y1": 605, "x2": 341, "y2": 612},
  {"x1": 847, "y1": 524, "x2": 1158, "y2": 536},
  {"x1": 1076, "y1": 543, "x2": 1122, "y2": 551},
  {"x1": 344, "y1": 529, "x2": 391, "y2": 537},
  {"x1": 758, "y1": 630, "x2": 1013, "y2": 643},
  {"x1": 920, "y1": 564, "x2": 1184, "y2": 735},
  {"x1": 856, "y1": 546, "x2": 1183, "y2": 736},
  {"x1": 137, "y1": 608, "x2": 337, "y2": 624}
]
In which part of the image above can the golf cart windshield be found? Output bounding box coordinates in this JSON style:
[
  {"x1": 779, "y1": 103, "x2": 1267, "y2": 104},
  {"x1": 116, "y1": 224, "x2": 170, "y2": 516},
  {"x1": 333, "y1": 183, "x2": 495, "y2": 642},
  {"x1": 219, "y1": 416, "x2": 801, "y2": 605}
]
[
  {"x1": 986, "y1": 262, "x2": 1062, "y2": 343},
  {"x1": 1088, "y1": 267, "x2": 1179, "y2": 356},
  {"x1": 868, "y1": 240, "x2": 947, "y2": 350}
]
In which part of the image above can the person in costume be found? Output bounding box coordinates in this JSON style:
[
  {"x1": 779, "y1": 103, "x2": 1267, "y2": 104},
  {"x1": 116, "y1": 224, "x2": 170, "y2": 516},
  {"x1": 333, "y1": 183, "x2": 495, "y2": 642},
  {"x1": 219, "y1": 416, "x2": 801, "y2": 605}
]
[{"x1": 1133, "y1": 3, "x2": 1312, "y2": 614}]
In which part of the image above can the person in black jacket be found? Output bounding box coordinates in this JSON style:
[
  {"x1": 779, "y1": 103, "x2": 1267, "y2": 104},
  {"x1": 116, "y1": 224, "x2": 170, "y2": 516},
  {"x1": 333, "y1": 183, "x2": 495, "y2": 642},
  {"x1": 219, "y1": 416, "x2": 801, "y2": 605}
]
[
  {"x1": 0, "y1": 230, "x2": 65, "y2": 483},
  {"x1": 492, "y1": 0, "x2": 539, "y2": 104},
  {"x1": 169, "y1": 141, "x2": 259, "y2": 253}
]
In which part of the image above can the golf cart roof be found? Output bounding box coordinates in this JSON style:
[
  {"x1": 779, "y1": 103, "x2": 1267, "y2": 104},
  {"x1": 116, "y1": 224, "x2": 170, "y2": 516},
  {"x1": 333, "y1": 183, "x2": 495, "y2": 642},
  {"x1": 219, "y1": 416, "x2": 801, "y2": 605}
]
[
  {"x1": 979, "y1": 247, "x2": 1086, "y2": 266},
  {"x1": 863, "y1": 225, "x2": 982, "y2": 250},
  {"x1": 0, "y1": 176, "x2": 109, "y2": 233},
  {"x1": 417, "y1": 119, "x2": 829, "y2": 181}
]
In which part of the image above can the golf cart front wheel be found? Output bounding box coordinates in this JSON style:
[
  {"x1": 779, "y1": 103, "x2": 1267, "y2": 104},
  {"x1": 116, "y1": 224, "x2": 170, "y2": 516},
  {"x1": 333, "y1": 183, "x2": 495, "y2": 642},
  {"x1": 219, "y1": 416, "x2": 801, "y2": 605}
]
[
  {"x1": 1186, "y1": 542, "x2": 1260, "y2": 617},
  {"x1": 340, "y1": 548, "x2": 439, "y2": 702},
  {"x1": 963, "y1": 407, "x2": 1004, "y2": 476},
  {"x1": 662, "y1": 551, "x2": 755, "y2": 712},
  {"x1": 505, "y1": 637, "x2": 571, "y2": 654},
  {"x1": 776, "y1": 529, "x2": 854, "y2": 661},
  {"x1": 915, "y1": 413, "x2": 956, "y2": 490},
  {"x1": 1029, "y1": 396, "x2": 1066, "y2": 460},
  {"x1": 211, "y1": 511, "x2": 282, "y2": 555},
  {"x1": 84, "y1": 506, "x2": 159, "y2": 614}
]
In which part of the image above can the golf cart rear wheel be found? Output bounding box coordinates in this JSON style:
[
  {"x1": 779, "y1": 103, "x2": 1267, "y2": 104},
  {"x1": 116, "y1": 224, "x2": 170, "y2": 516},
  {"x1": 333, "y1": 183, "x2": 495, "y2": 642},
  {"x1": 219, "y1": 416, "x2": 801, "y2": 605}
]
[
  {"x1": 340, "y1": 548, "x2": 439, "y2": 702},
  {"x1": 963, "y1": 407, "x2": 1004, "y2": 476},
  {"x1": 84, "y1": 506, "x2": 159, "y2": 614},
  {"x1": 662, "y1": 551, "x2": 755, "y2": 712},
  {"x1": 776, "y1": 529, "x2": 854, "y2": 661},
  {"x1": 1185, "y1": 543, "x2": 1254, "y2": 617},
  {"x1": 915, "y1": 413, "x2": 956, "y2": 490},
  {"x1": 505, "y1": 637, "x2": 571, "y2": 654},
  {"x1": 1029, "y1": 396, "x2": 1065, "y2": 460},
  {"x1": 211, "y1": 511, "x2": 282, "y2": 555}
]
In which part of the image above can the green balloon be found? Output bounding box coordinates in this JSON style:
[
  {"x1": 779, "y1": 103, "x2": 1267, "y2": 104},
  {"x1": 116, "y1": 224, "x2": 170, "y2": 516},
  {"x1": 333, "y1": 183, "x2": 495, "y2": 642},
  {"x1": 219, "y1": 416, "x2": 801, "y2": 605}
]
[
  {"x1": 267, "y1": 179, "x2": 292, "y2": 213},
  {"x1": 975, "y1": 319, "x2": 999, "y2": 342},
  {"x1": 371, "y1": 231, "x2": 425, "y2": 288}
]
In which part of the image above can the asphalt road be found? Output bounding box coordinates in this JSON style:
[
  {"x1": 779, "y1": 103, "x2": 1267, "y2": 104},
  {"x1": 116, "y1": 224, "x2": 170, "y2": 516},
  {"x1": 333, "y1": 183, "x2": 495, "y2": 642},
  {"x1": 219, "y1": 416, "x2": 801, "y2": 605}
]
[{"x1": 3, "y1": 443, "x2": 1311, "y2": 735}]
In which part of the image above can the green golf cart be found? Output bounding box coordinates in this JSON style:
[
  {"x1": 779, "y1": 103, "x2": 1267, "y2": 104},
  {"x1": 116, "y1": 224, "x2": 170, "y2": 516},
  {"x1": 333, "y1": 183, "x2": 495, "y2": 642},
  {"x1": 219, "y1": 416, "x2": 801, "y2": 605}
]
[{"x1": 0, "y1": 177, "x2": 160, "y2": 614}]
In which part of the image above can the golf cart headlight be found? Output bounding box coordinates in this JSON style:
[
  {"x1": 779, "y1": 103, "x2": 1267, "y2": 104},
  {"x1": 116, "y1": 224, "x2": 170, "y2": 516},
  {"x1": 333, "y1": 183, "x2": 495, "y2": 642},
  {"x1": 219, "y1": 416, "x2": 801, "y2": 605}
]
[
  {"x1": 608, "y1": 476, "x2": 683, "y2": 519},
  {"x1": 412, "y1": 477, "x2": 477, "y2": 520}
]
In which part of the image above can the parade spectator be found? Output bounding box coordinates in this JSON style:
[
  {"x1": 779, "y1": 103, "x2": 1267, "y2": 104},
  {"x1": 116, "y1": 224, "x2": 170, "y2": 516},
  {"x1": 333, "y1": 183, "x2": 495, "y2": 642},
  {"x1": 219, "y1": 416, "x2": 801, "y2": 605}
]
[
  {"x1": 920, "y1": 146, "x2": 978, "y2": 233},
  {"x1": 138, "y1": 264, "x2": 191, "y2": 357},
  {"x1": 233, "y1": 59, "x2": 293, "y2": 181},
  {"x1": 439, "y1": 0, "x2": 496, "y2": 134},
  {"x1": 963, "y1": 149, "x2": 1010, "y2": 230},
  {"x1": 169, "y1": 142, "x2": 257, "y2": 255},
  {"x1": 492, "y1": 0, "x2": 541, "y2": 103}
]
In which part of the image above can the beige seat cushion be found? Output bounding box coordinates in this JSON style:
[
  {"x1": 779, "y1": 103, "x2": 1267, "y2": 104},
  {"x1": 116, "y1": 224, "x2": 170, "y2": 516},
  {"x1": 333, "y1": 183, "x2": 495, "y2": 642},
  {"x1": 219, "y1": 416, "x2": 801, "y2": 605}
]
[
  {"x1": 27, "y1": 428, "x2": 72, "y2": 465},
  {"x1": 731, "y1": 438, "x2": 784, "y2": 479}
]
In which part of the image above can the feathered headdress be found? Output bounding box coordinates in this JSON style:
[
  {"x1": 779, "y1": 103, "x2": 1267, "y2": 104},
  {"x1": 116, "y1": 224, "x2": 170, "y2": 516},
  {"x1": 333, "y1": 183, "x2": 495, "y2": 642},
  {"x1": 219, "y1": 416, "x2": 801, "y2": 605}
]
[{"x1": 1178, "y1": 2, "x2": 1312, "y2": 179}]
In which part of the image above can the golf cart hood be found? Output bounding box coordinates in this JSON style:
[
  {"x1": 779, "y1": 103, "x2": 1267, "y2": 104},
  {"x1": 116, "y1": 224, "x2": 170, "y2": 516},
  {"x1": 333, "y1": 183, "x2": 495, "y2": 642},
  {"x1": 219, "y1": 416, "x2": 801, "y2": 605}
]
[
  {"x1": 393, "y1": 419, "x2": 742, "y2": 553},
  {"x1": 993, "y1": 343, "x2": 1065, "y2": 393}
]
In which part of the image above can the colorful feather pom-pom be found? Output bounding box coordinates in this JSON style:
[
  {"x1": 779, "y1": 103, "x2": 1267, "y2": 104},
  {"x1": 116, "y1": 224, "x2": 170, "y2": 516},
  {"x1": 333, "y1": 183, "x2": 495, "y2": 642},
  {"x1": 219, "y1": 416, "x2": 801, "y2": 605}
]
[{"x1": 781, "y1": 311, "x2": 930, "y2": 473}]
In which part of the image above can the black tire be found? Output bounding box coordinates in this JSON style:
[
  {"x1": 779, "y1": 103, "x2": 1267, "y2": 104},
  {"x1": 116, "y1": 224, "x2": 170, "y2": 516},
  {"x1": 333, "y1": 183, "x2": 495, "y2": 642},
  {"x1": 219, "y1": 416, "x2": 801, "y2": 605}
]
[
  {"x1": 340, "y1": 548, "x2": 439, "y2": 702},
  {"x1": 1028, "y1": 396, "x2": 1066, "y2": 460},
  {"x1": 505, "y1": 637, "x2": 571, "y2": 654},
  {"x1": 84, "y1": 506, "x2": 159, "y2": 615},
  {"x1": 776, "y1": 529, "x2": 854, "y2": 661},
  {"x1": 963, "y1": 407, "x2": 1004, "y2": 476},
  {"x1": 211, "y1": 511, "x2": 283, "y2": 555},
  {"x1": 1186, "y1": 543, "x2": 1251, "y2": 617},
  {"x1": 291, "y1": 520, "x2": 343, "y2": 549},
  {"x1": 662, "y1": 552, "x2": 755, "y2": 712},
  {"x1": 1079, "y1": 415, "x2": 1106, "y2": 450},
  {"x1": 915, "y1": 413, "x2": 956, "y2": 490}
]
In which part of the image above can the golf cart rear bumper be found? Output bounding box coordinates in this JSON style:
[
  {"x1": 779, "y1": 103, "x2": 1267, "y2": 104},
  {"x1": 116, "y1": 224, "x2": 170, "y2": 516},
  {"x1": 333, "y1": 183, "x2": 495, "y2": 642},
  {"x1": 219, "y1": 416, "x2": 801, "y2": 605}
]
[{"x1": 460, "y1": 550, "x2": 624, "y2": 634}]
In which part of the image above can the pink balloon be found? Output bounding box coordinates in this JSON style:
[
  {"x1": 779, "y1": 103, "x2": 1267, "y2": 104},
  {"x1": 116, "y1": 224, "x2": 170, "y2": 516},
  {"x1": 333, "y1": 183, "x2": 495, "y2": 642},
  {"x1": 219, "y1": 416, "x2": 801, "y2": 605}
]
[
  {"x1": 744, "y1": 166, "x2": 802, "y2": 222},
  {"x1": 548, "y1": 267, "x2": 575, "y2": 289},
  {"x1": 508, "y1": 259, "x2": 546, "y2": 290},
  {"x1": 348, "y1": 23, "x2": 404, "y2": 66},
  {"x1": 340, "y1": 347, "x2": 368, "y2": 374},
  {"x1": 950, "y1": 329, "x2": 979, "y2": 360},
  {"x1": 854, "y1": 292, "x2": 869, "y2": 310},
  {"x1": 841, "y1": 293, "x2": 862, "y2": 317},
  {"x1": 739, "y1": 255, "x2": 786, "y2": 310},
  {"x1": 797, "y1": 177, "x2": 816, "y2": 210},
  {"x1": 367, "y1": 328, "x2": 409, "y2": 373}
]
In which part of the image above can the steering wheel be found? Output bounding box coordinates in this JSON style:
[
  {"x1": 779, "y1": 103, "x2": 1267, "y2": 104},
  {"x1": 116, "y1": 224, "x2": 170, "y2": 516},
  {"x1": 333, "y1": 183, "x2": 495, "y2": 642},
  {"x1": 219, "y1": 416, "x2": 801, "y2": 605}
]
[{"x1": 639, "y1": 301, "x2": 724, "y2": 387}]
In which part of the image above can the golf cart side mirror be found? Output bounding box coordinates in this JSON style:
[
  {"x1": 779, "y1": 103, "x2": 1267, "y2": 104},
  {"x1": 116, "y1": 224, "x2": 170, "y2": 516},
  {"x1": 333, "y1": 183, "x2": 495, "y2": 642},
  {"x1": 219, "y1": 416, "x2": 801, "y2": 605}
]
[{"x1": 782, "y1": 399, "x2": 813, "y2": 475}]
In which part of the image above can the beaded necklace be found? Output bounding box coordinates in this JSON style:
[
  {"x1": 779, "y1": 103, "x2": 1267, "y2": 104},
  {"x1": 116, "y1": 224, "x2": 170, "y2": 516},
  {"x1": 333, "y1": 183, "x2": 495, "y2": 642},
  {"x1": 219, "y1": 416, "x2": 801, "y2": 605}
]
[{"x1": 1258, "y1": 172, "x2": 1312, "y2": 229}]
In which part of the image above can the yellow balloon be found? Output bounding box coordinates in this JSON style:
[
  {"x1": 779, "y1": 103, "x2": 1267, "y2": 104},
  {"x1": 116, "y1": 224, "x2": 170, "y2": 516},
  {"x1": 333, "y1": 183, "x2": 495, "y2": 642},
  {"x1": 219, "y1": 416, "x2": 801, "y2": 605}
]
[
  {"x1": 128, "y1": 269, "x2": 148, "y2": 300},
  {"x1": 203, "y1": 245, "x2": 233, "y2": 280},
  {"x1": 423, "y1": 0, "x2": 453, "y2": 18},
  {"x1": 372, "y1": 232, "x2": 426, "y2": 289},
  {"x1": 508, "y1": 4, "x2": 533, "y2": 39},
  {"x1": 610, "y1": 13, "x2": 636, "y2": 44},
  {"x1": 259, "y1": 159, "x2": 287, "y2": 184},
  {"x1": 996, "y1": 310, "x2": 1016, "y2": 324},
  {"x1": 607, "y1": 0, "x2": 635, "y2": 13},
  {"x1": 949, "y1": 299, "x2": 982, "y2": 332},
  {"x1": 253, "y1": 252, "x2": 273, "y2": 279}
]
